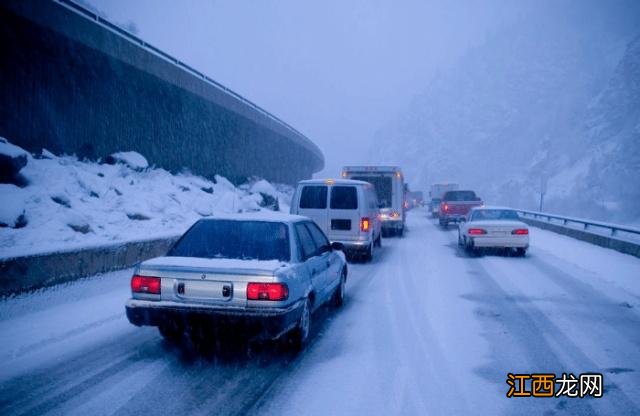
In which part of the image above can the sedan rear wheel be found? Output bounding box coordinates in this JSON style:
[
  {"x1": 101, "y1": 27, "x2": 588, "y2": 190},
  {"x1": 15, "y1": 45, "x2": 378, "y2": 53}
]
[
  {"x1": 333, "y1": 270, "x2": 346, "y2": 308},
  {"x1": 290, "y1": 298, "x2": 312, "y2": 351},
  {"x1": 364, "y1": 243, "x2": 373, "y2": 262}
]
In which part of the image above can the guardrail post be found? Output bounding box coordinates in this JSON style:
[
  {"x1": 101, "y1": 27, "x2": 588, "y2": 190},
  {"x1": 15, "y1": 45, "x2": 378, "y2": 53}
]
[
  {"x1": 611, "y1": 228, "x2": 617, "y2": 236},
  {"x1": 584, "y1": 223, "x2": 589, "y2": 230},
  {"x1": 563, "y1": 219, "x2": 568, "y2": 225}
]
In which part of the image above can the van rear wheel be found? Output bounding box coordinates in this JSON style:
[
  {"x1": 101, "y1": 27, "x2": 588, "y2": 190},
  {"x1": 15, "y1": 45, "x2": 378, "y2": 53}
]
[{"x1": 364, "y1": 243, "x2": 373, "y2": 262}]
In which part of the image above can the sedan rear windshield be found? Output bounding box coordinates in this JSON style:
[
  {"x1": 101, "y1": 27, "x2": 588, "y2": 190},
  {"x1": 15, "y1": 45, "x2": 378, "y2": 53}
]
[
  {"x1": 443, "y1": 190, "x2": 477, "y2": 201},
  {"x1": 471, "y1": 210, "x2": 519, "y2": 221},
  {"x1": 168, "y1": 220, "x2": 290, "y2": 261},
  {"x1": 330, "y1": 186, "x2": 358, "y2": 209}
]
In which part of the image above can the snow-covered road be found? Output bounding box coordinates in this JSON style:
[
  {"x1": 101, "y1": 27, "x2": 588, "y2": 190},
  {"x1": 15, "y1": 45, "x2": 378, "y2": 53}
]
[{"x1": 1, "y1": 209, "x2": 639, "y2": 415}]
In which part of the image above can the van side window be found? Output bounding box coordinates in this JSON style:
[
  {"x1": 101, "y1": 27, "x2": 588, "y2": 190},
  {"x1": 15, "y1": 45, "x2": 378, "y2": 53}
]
[
  {"x1": 300, "y1": 186, "x2": 327, "y2": 209},
  {"x1": 330, "y1": 186, "x2": 358, "y2": 210},
  {"x1": 295, "y1": 223, "x2": 317, "y2": 260},
  {"x1": 305, "y1": 222, "x2": 330, "y2": 253}
]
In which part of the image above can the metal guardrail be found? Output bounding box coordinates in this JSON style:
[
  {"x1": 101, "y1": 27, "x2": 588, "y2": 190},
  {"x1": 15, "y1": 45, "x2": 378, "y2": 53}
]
[
  {"x1": 516, "y1": 209, "x2": 640, "y2": 238},
  {"x1": 52, "y1": 0, "x2": 313, "y2": 147}
]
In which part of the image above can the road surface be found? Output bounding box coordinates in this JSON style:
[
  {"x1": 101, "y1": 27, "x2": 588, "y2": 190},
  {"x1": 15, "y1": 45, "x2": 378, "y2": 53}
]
[{"x1": 1, "y1": 209, "x2": 639, "y2": 415}]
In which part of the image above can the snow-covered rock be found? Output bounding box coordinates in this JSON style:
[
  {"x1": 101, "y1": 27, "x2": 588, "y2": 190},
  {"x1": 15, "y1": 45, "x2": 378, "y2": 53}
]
[
  {"x1": 250, "y1": 179, "x2": 278, "y2": 197},
  {"x1": 0, "y1": 137, "x2": 29, "y2": 181},
  {"x1": 105, "y1": 151, "x2": 148, "y2": 170},
  {"x1": 40, "y1": 149, "x2": 57, "y2": 159},
  {"x1": 0, "y1": 184, "x2": 27, "y2": 228}
]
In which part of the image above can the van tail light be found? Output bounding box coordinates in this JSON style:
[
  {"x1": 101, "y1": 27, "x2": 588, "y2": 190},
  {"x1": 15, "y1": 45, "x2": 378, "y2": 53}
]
[
  {"x1": 512, "y1": 229, "x2": 529, "y2": 235},
  {"x1": 247, "y1": 282, "x2": 289, "y2": 301},
  {"x1": 390, "y1": 211, "x2": 400, "y2": 219},
  {"x1": 131, "y1": 275, "x2": 161, "y2": 294},
  {"x1": 468, "y1": 228, "x2": 487, "y2": 235},
  {"x1": 360, "y1": 217, "x2": 371, "y2": 232}
]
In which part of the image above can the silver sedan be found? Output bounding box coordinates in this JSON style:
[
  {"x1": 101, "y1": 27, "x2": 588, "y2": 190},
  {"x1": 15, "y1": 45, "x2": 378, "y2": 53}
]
[
  {"x1": 458, "y1": 206, "x2": 529, "y2": 256},
  {"x1": 125, "y1": 212, "x2": 348, "y2": 350}
]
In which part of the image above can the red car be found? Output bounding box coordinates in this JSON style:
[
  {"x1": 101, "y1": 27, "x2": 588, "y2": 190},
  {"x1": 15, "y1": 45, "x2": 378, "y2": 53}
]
[{"x1": 439, "y1": 190, "x2": 483, "y2": 227}]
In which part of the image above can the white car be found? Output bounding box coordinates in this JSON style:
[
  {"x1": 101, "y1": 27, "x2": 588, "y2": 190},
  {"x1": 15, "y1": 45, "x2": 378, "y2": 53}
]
[{"x1": 458, "y1": 206, "x2": 529, "y2": 256}]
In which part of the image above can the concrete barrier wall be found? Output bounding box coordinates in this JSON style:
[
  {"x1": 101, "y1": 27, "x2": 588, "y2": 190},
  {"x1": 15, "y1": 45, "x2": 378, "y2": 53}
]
[
  {"x1": 521, "y1": 217, "x2": 640, "y2": 258},
  {"x1": 3, "y1": 216, "x2": 638, "y2": 296},
  {"x1": 0, "y1": 0, "x2": 324, "y2": 184},
  {"x1": 0, "y1": 236, "x2": 179, "y2": 297}
]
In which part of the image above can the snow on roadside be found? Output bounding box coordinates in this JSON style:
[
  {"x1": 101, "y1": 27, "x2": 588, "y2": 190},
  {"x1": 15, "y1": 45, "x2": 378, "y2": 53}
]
[{"x1": 0, "y1": 139, "x2": 293, "y2": 259}]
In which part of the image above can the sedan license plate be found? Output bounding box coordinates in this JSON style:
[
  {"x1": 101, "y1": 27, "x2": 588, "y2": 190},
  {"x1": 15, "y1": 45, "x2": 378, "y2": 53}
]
[
  {"x1": 178, "y1": 280, "x2": 232, "y2": 301},
  {"x1": 492, "y1": 231, "x2": 508, "y2": 236}
]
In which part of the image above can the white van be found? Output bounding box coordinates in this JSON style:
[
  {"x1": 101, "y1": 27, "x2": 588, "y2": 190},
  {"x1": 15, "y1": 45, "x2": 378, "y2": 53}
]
[{"x1": 290, "y1": 179, "x2": 382, "y2": 261}]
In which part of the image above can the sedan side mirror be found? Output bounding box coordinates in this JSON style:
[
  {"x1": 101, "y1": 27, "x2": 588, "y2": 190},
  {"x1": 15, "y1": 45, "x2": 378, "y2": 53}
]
[{"x1": 330, "y1": 242, "x2": 345, "y2": 251}]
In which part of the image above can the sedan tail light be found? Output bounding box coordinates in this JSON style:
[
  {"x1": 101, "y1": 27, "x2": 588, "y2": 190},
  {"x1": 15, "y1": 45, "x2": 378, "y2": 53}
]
[
  {"x1": 131, "y1": 275, "x2": 161, "y2": 294},
  {"x1": 247, "y1": 282, "x2": 289, "y2": 301},
  {"x1": 468, "y1": 228, "x2": 487, "y2": 235},
  {"x1": 512, "y1": 228, "x2": 529, "y2": 235},
  {"x1": 360, "y1": 217, "x2": 371, "y2": 232}
]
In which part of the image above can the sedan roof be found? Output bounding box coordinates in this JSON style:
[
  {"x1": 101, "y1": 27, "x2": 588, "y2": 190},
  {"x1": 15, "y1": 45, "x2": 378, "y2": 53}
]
[{"x1": 199, "y1": 210, "x2": 308, "y2": 224}]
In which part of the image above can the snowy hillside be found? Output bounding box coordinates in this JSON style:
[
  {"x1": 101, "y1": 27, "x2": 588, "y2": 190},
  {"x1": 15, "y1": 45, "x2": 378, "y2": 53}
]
[
  {"x1": 0, "y1": 139, "x2": 292, "y2": 259},
  {"x1": 370, "y1": 4, "x2": 640, "y2": 224}
]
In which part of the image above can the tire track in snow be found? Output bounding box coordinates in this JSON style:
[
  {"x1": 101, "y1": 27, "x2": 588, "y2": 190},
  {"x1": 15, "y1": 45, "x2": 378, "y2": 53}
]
[{"x1": 436, "y1": 220, "x2": 639, "y2": 415}]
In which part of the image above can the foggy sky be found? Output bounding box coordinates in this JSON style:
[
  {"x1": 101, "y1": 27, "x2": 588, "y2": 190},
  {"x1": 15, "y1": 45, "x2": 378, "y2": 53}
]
[{"x1": 88, "y1": 0, "x2": 533, "y2": 177}]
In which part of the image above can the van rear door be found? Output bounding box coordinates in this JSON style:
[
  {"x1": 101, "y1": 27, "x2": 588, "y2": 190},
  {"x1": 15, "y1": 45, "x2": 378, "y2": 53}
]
[
  {"x1": 327, "y1": 185, "x2": 361, "y2": 241},
  {"x1": 296, "y1": 185, "x2": 329, "y2": 234}
]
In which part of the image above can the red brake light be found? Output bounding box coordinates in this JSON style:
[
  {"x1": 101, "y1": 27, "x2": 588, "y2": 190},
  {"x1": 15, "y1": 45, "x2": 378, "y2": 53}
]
[
  {"x1": 468, "y1": 228, "x2": 487, "y2": 235},
  {"x1": 444, "y1": 204, "x2": 449, "y2": 211},
  {"x1": 247, "y1": 283, "x2": 289, "y2": 301},
  {"x1": 512, "y1": 228, "x2": 529, "y2": 235},
  {"x1": 360, "y1": 217, "x2": 371, "y2": 232},
  {"x1": 131, "y1": 275, "x2": 161, "y2": 294}
]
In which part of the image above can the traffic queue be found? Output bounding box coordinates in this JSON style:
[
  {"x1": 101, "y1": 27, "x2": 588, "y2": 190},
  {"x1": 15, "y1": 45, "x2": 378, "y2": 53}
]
[{"x1": 125, "y1": 165, "x2": 529, "y2": 349}]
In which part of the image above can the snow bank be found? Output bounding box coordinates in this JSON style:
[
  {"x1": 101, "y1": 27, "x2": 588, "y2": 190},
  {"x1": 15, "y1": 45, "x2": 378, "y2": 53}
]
[{"x1": 0, "y1": 139, "x2": 294, "y2": 259}]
